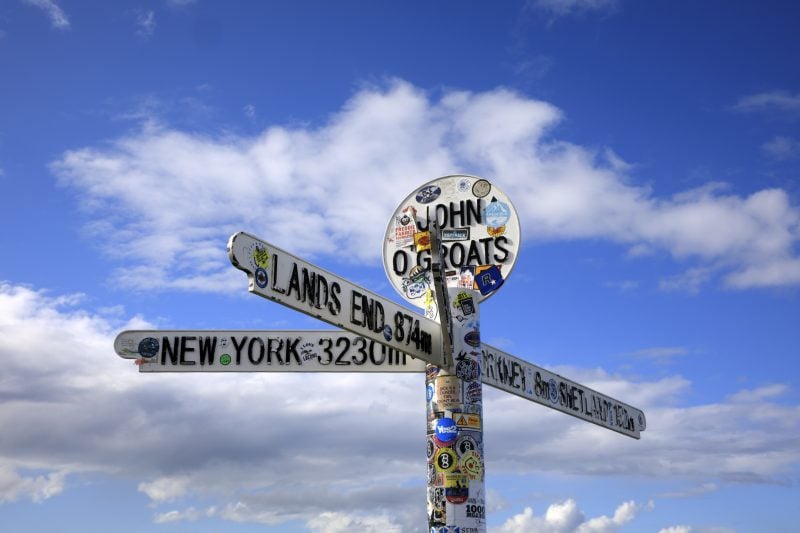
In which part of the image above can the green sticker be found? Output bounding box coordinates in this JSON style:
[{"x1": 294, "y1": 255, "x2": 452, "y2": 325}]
[{"x1": 220, "y1": 353, "x2": 232, "y2": 365}]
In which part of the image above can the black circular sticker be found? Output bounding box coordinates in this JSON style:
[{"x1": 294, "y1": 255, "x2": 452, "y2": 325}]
[{"x1": 138, "y1": 337, "x2": 159, "y2": 359}]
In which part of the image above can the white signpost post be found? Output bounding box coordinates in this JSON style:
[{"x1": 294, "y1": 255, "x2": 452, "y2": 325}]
[{"x1": 114, "y1": 174, "x2": 646, "y2": 532}]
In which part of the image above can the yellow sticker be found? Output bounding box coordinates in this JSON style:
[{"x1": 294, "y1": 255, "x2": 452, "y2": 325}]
[{"x1": 434, "y1": 447, "x2": 458, "y2": 473}]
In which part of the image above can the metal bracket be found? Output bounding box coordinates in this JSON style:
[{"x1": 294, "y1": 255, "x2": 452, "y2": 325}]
[{"x1": 429, "y1": 220, "x2": 453, "y2": 369}]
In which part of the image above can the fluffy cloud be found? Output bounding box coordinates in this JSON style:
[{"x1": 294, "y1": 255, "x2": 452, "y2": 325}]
[
  {"x1": 51, "y1": 81, "x2": 800, "y2": 292},
  {"x1": 734, "y1": 91, "x2": 800, "y2": 114},
  {"x1": 492, "y1": 499, "x2": 647, "y2": 533},
  {"x1": 530, "y1": 0, "x2": 618, "y2": 18},
  {"x1": 1, "y1": 280, "x2": 799, "y2": 528}
]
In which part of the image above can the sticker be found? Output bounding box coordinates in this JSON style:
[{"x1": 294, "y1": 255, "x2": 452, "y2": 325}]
[
  {"x1": 455, "y1": 359, "x2": 480, "y2": 382},
  {"x1": 457, "y1": 267, "x2": 475, "y2": 290},
  {"x1": 435, "y1": 418, "x2": 459, "y2": 445},
  {"x1": 465, "y1": 500, "x2": 486, "y2": 519},
  {"x1": 464, "y1": 382, "x2": 482, "y2": 404},
  {"x1": 138, "y1": 337, "x2": 159, "y2": 358},
  {"x1": 474, "y1": 265, "x2": 503, "y2": 295},
  {"x1": 403, "y1": 266, "x2": 431, "y2": 299},
  {"x1": 220, "y1": 353, "x2": 232, "y2": 365},
  {"x1": 457, "y1": 178, "x2": 471, "y2": 193},
  {"x1": 252, "y1": 246, "x2": 270, "y2": 269},
  {"x1": 427, "y1": 436, "x2": 436, "y2": 461},
  {"x1": 445, "y1": 475, "x2": 469, "y2": 504},
  {"x1": 427, "y1": 383, "x2": 435, "y2": 402},
  {"x1": 548, "y1": 378, "x2": 558, "y2": 404},
  {"x1": 435, "y1": 376, "x2": 462, "y2": 410},
  {"x1": 416, "y1": 185, "x2": 442, "y2": 204},
  {"x1": 455, "y1": 434, "x2": 478, "y2": 457},
  {"x1": 424, "y1": 289, "x2": 438, "y2": 320},
  {"x1": 434, "y1": 447, "x2": 458, "y2": 473},
  {"x1": 464, "y1": 330, "x2": 480, "y2": 348},
  {"x1": 459, "y1": 451, "x2": 483, "y2": 480},
  {"x1": 254, "y1": 267, "x2": 269, "y2": 288},
  {"x1": 428, "y1": 462, "x2": 437, "y2": 483},
  {"x1": 426, "y1": 366, "x2": 441, "y2": 381},
  {"x1": 487, "y1": 225, "x2": 505, "y2": 237},
  {"x1": 483, "y1": 199, "x2": 511, "y2": 228},
  {"x1": 454, "y1": 413, "x2": 481, "y2": 430},
  {"x1": 442, "y1": 228, "x2": 470, "y2": 241},
  {"x1": 415, "y1": 231, "x2": 432, "y2": 252},
  {"x1": 395, "y1": 206, "x2": 418, "y2": 248},
  {"x1": 472, "y1": 179, "x2": 491, "y2": 198},
  {"x1": 383, "y1": 325, "x2": 393, "y2": 341}
]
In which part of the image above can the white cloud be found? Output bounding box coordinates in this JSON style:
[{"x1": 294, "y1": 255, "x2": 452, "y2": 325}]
[
  {"x1": 491, "y1": 499, "x2": 646, "y2": 533},
  {"x1": 135, "y1": 10, "x2": 156, "y2": 38},
  {"x1": 50, "y1": 80, "x2": 800, "y2": 292},
  {"x1": 762, "y1": 136, "x2": 800, "y2": 161},
  {"x1": 1, "y1": 281, "x2": 799, "y2": 527},
  {"x1": 23, "y1": 0, "x2": 70, "y2": 29},
  {"x1": 734, "y1": 91, "x2": 800, "y2": 113},
  {"x1": 0, "y1": 464, "x2": 65, "y2": 503},
  {"x1": 531, "y1": 0, "x2": 618, "y2": 18}
]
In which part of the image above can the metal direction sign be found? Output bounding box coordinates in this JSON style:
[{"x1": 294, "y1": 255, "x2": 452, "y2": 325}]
[
  {"x1": 115, "y1": 330, "x2": 427, "y2": 372},
  {"x1": 228, "y1": 231, "x2": 445, "y2": 367},
  {"x1": 383, "y1": 174, "x2": 521, "y2": 310},
  {"x1": 481, "y1": 344, "x2": 647, "y2": 439}
]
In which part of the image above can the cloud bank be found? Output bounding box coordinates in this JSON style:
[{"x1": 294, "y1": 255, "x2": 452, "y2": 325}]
[
  {"x1": 0, "y1": 281, "x2": 798, "y2": 530},
  {"x1": 51, "y1": 80, "x2": 800, "y2": 292}
]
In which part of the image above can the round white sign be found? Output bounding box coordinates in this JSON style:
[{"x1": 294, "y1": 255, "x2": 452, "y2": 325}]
[{"x1": 382, "y1": 175, "x2": 521, "y2": 310}]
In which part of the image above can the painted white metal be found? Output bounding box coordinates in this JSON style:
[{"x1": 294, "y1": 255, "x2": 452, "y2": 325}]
[
  {"x1": 114, "y1": 330, "x2": 427, "y2": 372},
  {"x1": 480, "y1": 344, "x2": 646, "y2": 439},
  {"x1": 228, "y1": 231, "x2": 445, "y2": 367}
]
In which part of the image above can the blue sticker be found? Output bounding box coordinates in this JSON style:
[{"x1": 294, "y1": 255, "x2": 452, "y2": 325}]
[
  {"x1": 464, "y1": 330, "x2": 480, "y2": 347},
  {"x1": 416, "y1": 185, "x2": 441, "y2": 204},
  {"x1": 427, "y1": 383, "x2": 435, "y2": 402},
  {"x1": 483, "y1": 199, "x2": 511, "y2": 228},
  {"x1": 475, "y1": 265, "x2": 504, "y2": 295},
  {"x1": 383, "y1": 325, "x2": 393, "y2": 341},
  {"x1": 254, "y1": 267, "x2": 269, "y2": 288},
  {"x1": 548, "y1": 378, "x2": 558, "y2": 404},
  {"x1": 435, "y1": 418, "x2": 458, "y2": 444},
  {"x1": 138, "y1": 337, "x2": 159, "y2": 358}
]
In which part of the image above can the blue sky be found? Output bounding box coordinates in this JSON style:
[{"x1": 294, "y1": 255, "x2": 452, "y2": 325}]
[{"x1": 1, "y1": 1, "x2": 799, "y2": 532}]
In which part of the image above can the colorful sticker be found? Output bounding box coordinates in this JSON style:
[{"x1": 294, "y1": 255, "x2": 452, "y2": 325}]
[
  {"x1": 455, "y1": 359, "x2": 480, "y2": 383},
  {"x1": 487, "y1": 224, "x2": 505, "y2": 237},
  {"x1": 464, "y1": 330, "x2": 480, "y2": 348},
  {"x1": 464, "y1": 381, "x2": 482, "y2": 405},
  {"x1": 415, "y1": 231, "x2": 432, "y2": 252},
  {"x1": 483, "y1": 199, "x2": 511, "y2": 228},
  {"x1": 459, "y1": 450, "x2": 483, "y2": 480},
  {"x1": 474, "y1": 265, "x2": 504, "y2": 295},
  {"x1": 424, "y1": 289, "x2": 438, "y2": 320},
  {"x1": 454, "y1": 413, "x2": 481, "y2": 430},
  {"x1": 457, "y1": 178, "x2": 472, "y2": 193},
  {"x1": 252, "y1": 246, "x2": 270, "y2": 269},
  {"x1": 395, "y1": 205, "x2": 418, "y2": 248},
  {"x1": 219, "y1": 353, "x2": 232, "y2": 365},
  {"x1": 434, "y1": 447, "x2": 458, "y2": 473},
  {"x1": 457, "y1": 267, "x2": 475, "y2": 290},
  {"x1": 435, "y1": 418, "x2": 459, "y2": 445},
  {"x1": 442, "y1": 228, "x2": 470, "y2": 241}
]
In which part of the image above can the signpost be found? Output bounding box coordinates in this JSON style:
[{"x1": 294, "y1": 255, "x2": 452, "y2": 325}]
[{"x1": 114, "y1": 173, "x2": 646, "y2": 532}]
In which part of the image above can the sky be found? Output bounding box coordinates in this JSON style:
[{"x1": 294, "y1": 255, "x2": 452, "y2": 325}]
[{"x1": 1, "y1": 0, "x2": 799, "y2": 532}]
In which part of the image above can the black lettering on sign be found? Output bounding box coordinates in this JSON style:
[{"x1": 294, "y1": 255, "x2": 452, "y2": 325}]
[
  {"x1": 248, "y1": 337, "x2": 265, "y2": 365},
  {"x1": 179, "y1": 336, "x2": 196, "y2": 365},
  {"x1": 328, "y1": 282, "x2": 342, "y2": 315},
  {"x1": 162, "y1": 336, "x2": 179, "y2": 365},
  {"x1": 334, "y1": 336, "x2": 351, "y2": 365},
  {"x1": 285, "y1": 337, "x2": 301, "y2": 364},
  {"x1": 198, "y1": 337, "x2": 216, "y2": 365},
  {"x1": 231, "y1": 336, "x2": 247, "y2": 364},
  {"x1": 267, "y1": 338, "x2": 283, "y2": 364},
  {"x1": 270, "y1": 254, "x2": 286, "y2": 294}
]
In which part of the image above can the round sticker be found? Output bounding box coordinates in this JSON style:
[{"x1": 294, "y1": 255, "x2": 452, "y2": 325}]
[
  {"x1": 254, "y1": 267, "x2": 269, "y2": 288},
  {"x1": 459, "y1": 450, "x2": 483, "y2": 480},
  {"x1": 434, "y1": 448, "x2": 458, "y2": 473},
  {"x1": 434, "y1": 418, "x2": 458, "y2": 444},
  {"x1": 427, "y1": 436, "x2": 436, "y2": 461},
  {"x1": 138, "y1": 337, "x2": 159, "y2": 358},
  {"x1": 455, "y1": 434, "x2": 478, "y2": 456},
  {"x1": 472, "y1": 179, "x2": 491, "y2": 198},
  {"x1": 220, "y1": 353, "x2": 232, "y2": 365},
  {"x1": 548, "y1": 378, "x2": 558, "y2": 404}
]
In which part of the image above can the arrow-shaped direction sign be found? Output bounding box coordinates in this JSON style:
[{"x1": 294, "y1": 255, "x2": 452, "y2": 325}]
[
  {"x1": 481, "y1": 343, "x2": 646, "y2": 439},
  {"x1": 228, "y1": 231, "x2": 445, "y2": 366},
  {"x1": 115, "y1": 329, "x2": 646, "y2": 439},
  {"x1": 115, "y1": 330, "x2": 427, "y2": 372}
]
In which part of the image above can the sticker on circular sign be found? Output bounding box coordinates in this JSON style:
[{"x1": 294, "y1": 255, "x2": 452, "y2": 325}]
[{"x1": 383, "y1": 175, "x2": 520, "y2": 308}]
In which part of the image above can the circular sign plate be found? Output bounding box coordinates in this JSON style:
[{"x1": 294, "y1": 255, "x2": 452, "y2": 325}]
[{"x1": 383, "y1": 175, "x2": 520, "y2": 308}]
